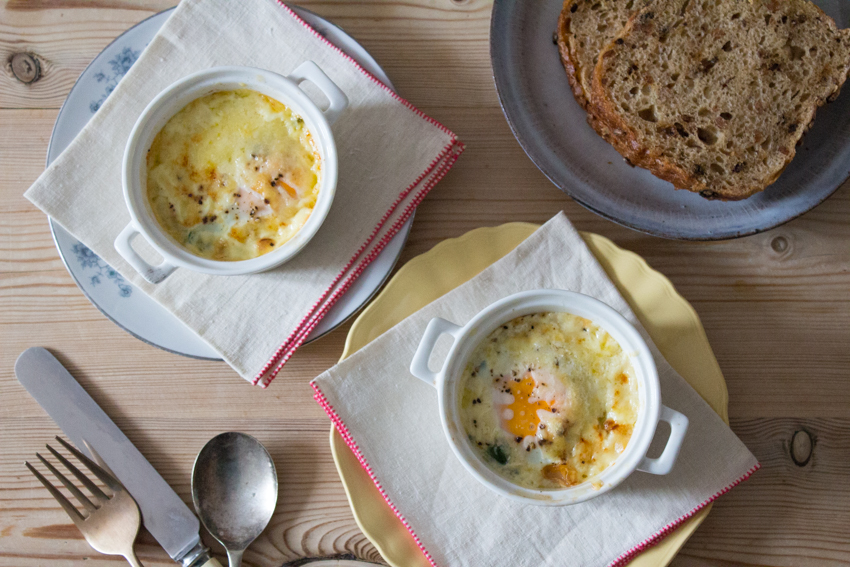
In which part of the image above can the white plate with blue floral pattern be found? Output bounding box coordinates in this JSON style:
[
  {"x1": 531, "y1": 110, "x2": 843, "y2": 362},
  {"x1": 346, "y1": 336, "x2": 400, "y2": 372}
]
[{"x1": 47, "y1": 7, "x2": 411, "y2": 360}]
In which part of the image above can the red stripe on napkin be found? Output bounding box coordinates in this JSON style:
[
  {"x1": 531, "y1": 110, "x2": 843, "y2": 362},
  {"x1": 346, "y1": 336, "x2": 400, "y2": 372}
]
[
  {"x1": 311, "y1": 381, "x2": 760, "y2": 567},
  {"x1": 252, "y1": 4, "x2": 464, "y2": 387},
  {"x1": 608, "y1": 462, "x2": 760, "y2": 567},
  {"x1": 277, "y1": 2, "x2": 457, "y2": 136},
  {"x1": 254, "y1": 140, "x2": 462, "y2": 387},
  {"x1": 312, "y1": 383, "x2": 438, "y2": 567}
]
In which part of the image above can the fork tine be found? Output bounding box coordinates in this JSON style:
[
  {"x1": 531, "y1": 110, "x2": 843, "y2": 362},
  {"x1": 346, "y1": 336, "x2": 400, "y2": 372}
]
[
  {"x1": 46, "y1": 444, "x2": 110, "y2": 502},
  {"x1": 25, "y1": 461, "x2": 84, "y2": 525},
  {"x1": 37, "y1": 451, "x2": 98, "y2": 513},
  {"x1": 83, "y1": 439, "x2": 118, "y2": 479},
  {"x1": 54, "y1": 437, "x2": 123, "y2": 493}
]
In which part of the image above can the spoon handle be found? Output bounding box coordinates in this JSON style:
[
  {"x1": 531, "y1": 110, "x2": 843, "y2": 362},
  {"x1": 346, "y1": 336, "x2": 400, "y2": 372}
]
[{"x1": 226, "y1": 549, "x2": 244, "y2": 567}]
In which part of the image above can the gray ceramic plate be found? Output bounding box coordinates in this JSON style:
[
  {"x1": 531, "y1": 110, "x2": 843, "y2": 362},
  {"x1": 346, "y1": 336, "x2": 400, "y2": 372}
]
[{"x1": 491, "y1": 0, "x2": 850, "y2": 240}]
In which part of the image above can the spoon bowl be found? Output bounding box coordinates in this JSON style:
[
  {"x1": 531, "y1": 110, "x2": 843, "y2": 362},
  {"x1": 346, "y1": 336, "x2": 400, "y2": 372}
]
[{"x1": 192, "y1": 432, "x2": 278, "y2": 567}]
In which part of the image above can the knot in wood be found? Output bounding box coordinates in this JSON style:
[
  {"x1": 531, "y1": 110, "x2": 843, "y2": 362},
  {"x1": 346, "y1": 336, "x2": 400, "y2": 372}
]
[
  {"x1": 790, "y1": 429, "x2": 813, "y2": 467},
  {"x1": 770, "y1": 235, "x2": 789, "y2": 254},
  {"x1": 10, "y1": 52, "x2": 41, "y2": 84}
]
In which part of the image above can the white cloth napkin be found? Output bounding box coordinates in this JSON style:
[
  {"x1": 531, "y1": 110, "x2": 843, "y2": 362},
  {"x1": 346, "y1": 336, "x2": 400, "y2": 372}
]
[
  {"x1": 312, "y1": 213, "x2": 758, "y2": 567},
  {"x1": 24, "y1": 0, "x2": 462, "y2": 386}
]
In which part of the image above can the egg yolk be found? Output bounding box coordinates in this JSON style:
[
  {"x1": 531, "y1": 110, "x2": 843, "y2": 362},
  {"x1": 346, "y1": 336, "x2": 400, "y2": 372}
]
[{"x1": 500, "y1": 374, "x2": 551, "y2": 438}]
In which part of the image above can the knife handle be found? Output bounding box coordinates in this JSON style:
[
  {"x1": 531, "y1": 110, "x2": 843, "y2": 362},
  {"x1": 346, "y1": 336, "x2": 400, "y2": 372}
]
[{"x1": 182, "y1": 546, "x2": 223, "y2": 567}]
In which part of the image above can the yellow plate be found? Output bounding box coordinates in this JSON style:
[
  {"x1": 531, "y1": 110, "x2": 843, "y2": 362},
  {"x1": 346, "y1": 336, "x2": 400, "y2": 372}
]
[{"x1": 330, "y1": 223, "x2": 728, "y2": 566}]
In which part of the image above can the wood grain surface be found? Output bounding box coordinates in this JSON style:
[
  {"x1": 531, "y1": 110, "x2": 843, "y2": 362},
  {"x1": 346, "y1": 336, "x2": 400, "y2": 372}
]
[{"x1": 1, "y1": 1, "x2": 849, "y2": 566}]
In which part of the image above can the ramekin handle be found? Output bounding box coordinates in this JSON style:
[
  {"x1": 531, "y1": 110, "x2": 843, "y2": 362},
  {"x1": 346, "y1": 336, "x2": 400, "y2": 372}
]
[
  {"x1": 287, "y1": 61, "x2": 349, "y2": 125},
  {"x1": 114, "y1": 224, "x2": 176, "y2": 285},
  {"x1": 409, "y1": 317, "x2": 462, "y2": 387},
  {"x1": 637, "y1": 405, "x2": 689, "y2": 475}
]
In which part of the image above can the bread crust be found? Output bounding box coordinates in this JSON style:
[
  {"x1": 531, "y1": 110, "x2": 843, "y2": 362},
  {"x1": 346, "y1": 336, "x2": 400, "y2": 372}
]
[
  {"x1": 556, "y1": 1, "x2": 589, "y2": 110},
  {"x1": 556, "y1": 0, "x2": 619, "y2": 145},
  {"x1": 589, "y1": 4, "x2": 850, "y2": 201}
]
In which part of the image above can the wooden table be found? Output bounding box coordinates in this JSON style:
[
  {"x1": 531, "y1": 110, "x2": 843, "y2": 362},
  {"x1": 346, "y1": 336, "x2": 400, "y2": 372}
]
[{"x1": 1, "y1": 1, "x2": 849, "y2": 565}]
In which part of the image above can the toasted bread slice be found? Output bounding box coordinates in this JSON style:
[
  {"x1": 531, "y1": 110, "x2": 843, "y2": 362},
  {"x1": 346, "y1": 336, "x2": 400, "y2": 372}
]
[
  {"x1": 557, "y1": 0, "x2": 649, "y2": 110},
  {"x1": 557, "y1": 0, "x2": 650, "y2": 141},
  {"x1": 590, "y1": 0, "x2": 850, "y2": 200}
]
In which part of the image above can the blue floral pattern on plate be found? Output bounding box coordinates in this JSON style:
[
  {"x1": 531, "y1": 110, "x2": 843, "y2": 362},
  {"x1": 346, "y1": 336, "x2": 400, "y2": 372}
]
[
  {"x1": 76, "y1": 37, "x2": 151, "y2": 296},
  {"x1": 72, "y1": 244, "x2": 133, "y2": 297},
  {"x1": 89, "y1": 47, "x2": 140, "y2": 113},
  {"x1": 72, "y1": 45, "x2": 140, "y2": 297}
]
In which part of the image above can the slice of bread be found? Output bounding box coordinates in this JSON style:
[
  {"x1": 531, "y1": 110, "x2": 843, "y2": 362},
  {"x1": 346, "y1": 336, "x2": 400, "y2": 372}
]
[
  {"x1": 557, "y1": 0, "x2": 649, "y2": 110},
  {"x1": 590, "y1": 0, "x2": 850, "y2": 200}
]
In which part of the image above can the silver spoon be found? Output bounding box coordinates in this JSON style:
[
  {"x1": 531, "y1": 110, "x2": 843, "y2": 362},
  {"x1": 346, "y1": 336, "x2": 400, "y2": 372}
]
[{"x1": 191, "y1": 432, "x2": 278, "y2": 567}]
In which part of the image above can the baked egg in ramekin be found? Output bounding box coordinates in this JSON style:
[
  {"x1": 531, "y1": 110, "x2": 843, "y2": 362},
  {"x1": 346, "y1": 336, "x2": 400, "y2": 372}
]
[
  {"x1": 115, "y1": 63, "x2": 348, "y2": 284},
  {"x1": 410, "y1": 289, "x2": 689, "y2": 505}
]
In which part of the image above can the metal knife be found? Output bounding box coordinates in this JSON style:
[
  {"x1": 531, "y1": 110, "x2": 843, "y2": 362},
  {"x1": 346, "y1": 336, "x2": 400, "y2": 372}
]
[{"x1": 15, "y1": 347, "x2": 222, "y2": 567}]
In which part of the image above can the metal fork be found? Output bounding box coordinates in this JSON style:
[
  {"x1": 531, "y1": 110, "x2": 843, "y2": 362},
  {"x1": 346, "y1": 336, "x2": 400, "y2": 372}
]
[{"x1": 26, "y1": 436, "x2": 144, "y2": 567}]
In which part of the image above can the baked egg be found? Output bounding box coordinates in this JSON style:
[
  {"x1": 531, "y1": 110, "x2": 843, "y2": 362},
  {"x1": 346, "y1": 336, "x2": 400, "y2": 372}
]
[
  {"x1": 145, "y1": 89, "x2": 321, "y2": 261},
  {"x1": 459, "y1": 312, "x2": 639, "y2": 490}
]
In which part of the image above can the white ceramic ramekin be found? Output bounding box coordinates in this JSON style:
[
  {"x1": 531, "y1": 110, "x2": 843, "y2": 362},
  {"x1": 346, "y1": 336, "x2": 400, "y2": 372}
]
[
  {"x1": 115, "y1": 63, "x2": 349, "y2": 284},
  {"x1": 410, "y1": 289, "x2": 689, "y2": 506}
]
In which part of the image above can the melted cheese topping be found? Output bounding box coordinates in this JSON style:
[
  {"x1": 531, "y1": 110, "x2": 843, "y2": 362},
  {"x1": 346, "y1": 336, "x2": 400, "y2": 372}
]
[
  {"x1": 459, "y1": 312, "x2": 639, "y2": 490},
  {"x1": 146, "y1": 89, "x2": 321, "y2": 261}
]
